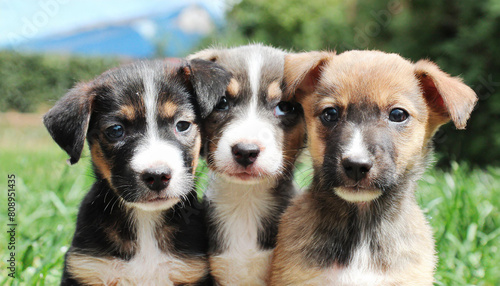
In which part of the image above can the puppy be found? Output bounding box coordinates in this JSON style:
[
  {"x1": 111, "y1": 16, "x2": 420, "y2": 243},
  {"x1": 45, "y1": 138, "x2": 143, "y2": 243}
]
[
  {"x1": 188, "y1": 44, "x2": 306, "y2": 285},
  {"x1": 270, "y1": 50, "x2": 477, "y2": 285},
  {"x1": 44, "y1": 59, "x2": 230, "y2": 285}
]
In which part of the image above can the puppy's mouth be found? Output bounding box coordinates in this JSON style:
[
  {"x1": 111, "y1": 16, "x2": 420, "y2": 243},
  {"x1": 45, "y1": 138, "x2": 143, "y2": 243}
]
[
  {"x1": 140, "y1": 192, "x2": 173, "y2": 203},
  {"x1": 146, "y1": 196, "x2": 168, "y2": 203},
  {"x1": 224, "y1": 168, "x2": 272, "y2": 182},
  {"x1": 334, "y1": 185, "x2": 382, "y2": 203},
  {"x1": 132, "y1": 193, "x2": 181, "y2": 211}
]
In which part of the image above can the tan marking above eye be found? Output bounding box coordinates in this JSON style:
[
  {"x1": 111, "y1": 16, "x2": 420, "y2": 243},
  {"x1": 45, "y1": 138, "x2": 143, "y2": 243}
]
[
  {"x1": 120, "y1": 105, "x2": 136, "y2": 120},
  {"x1": 161, "y1": 101, "x2": 178, "y2": 118},
  {"x1": 267, "y1": 81, "x2": 282, "y2": 101},
  {"x1": 226, "y1": 78, "x2": 240, "y2": 97}
]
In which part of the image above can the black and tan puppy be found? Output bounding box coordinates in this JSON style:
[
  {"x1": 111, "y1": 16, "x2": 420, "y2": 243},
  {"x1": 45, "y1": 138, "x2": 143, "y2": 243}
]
[
  {"x1": 44, "y1": 59, "x2": 230, "y2": 285},
  {"x1": 270, "y1": 50, "x2": 477, "y2": 285},
  {"x1": 188, "y1": 44, "x2": 306, "y2": 284}
]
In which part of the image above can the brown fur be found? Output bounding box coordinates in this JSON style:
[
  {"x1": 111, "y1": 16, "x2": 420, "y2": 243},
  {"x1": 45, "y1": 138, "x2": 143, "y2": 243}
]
[
  {"x1": 267, "y1": 81, "x2": 283, "y2": 101},
  {"x1": 90, "y1": 143, "x2": 113, "y2": 183},
  {"x1": 271, "y1": 50, "x2": 477, "y2": 285},
  {"x1": 227, "y1": 78, "x2": 240, "y2": 98},
  {"x1": 283, "y1": 121, "x2": 307, "y2": 171},
  {"x1": 160, "y1": 101, "x2": 179, "y2": 119},
  {"x1": 120, "y1": 105, "x2": 137, "y2": 121}
]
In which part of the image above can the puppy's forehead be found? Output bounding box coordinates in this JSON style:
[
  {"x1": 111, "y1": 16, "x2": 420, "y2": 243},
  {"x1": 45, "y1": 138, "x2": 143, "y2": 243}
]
[
  {"x1": 95, "y1": 61, "x2": 193, "y2": 119},
  {"x1": 317, "y1": 51, "x2": 422, "y2": 107},
  {"x1": 215, "y1": 45, "x2": 285, "y2": 102}
]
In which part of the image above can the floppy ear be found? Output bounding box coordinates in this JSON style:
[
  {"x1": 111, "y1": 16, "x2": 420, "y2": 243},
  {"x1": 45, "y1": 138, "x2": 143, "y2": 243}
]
[
  {"x1": 414, "y1": 60, "x2": 477, "y2": 130},
  {"x1": 186, "y1": 58, "x2": 231, "y2": 118},
  {"x1": 284, "y1": 51, "x2": 334, "y2": 101},
  {"x1": 43, "y1": 82, "x2": 94, "y2": 165},
  {"x1": 186, "y1": 48, "x2": 219, "y2": 62}
]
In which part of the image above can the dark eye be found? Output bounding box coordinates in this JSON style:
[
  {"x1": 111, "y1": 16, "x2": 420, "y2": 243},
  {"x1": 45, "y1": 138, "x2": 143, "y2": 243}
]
[
  {"x1": 274, "y1": 101, "x2": 296, "y2": 117},
  {"x1": 175, "y1": 121, "x2": 191, "y2": 132},
  {"x1": 215, "y1": 97, "x2": 229, "y2": 111},
  {"x1": 321, "y1": 107, "x2": 339, "y2": 123},
  {"x1": 389, "y1": 108, "x2": 409, "y2": 122},
  {"x1": 105, "y1": 124, "x2": 124, "y2": 140}
]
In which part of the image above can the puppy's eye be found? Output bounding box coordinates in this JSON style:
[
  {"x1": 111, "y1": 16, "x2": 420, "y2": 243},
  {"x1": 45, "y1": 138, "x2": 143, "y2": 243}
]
[
  {"x1": 175, "y1": 121, "x2": 191, "y2": 132},
  {"x1": 215, "y1": 97, "x2": 229, "y2": 111},
  {"x1": 321, "y1": 107, "x2": 339, "y2": 123},
  {"x1": 389, "y1": 108, "x2": 409, "y2": 122},
  {"x1": 274, "y1": 101, "x2": 296, "y2": 117},
  {"x1": 105, "y1": 124, "x2": 124, "y2": 139}
]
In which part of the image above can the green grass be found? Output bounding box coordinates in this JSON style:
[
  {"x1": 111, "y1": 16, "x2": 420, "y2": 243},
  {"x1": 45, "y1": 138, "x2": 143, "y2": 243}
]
[{"x1": 1, "y1": 115, "x2": 499, "y2": 285}]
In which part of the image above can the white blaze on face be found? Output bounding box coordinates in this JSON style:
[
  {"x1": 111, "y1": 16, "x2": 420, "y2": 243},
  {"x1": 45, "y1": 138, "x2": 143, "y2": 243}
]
[
  {"x1": 343, "y1": 129, "x2": 369, "y2": 161},
  {"x1": 129, "y1": 70, "x2": 191, "y2": 211},
  {"x1": 335, "y1": 128, "x2": 382, "y2": 202},
  {"x1": 213, "y1": 51, "x2": 283, "y2": 182}
]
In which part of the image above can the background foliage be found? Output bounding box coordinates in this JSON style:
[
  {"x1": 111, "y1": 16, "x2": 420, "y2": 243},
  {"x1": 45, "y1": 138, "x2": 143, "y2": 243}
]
[
  {"x1": 0, "y1": 51, "x2": 118, "y2": 112},
  {"x1": 202, "y1": 0, "x2": 500, "y2": 167}
]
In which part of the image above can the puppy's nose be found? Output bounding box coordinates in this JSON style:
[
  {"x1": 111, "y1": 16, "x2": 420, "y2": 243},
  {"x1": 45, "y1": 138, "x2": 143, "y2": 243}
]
[
  {"x1": 232, "y1": 143, "x2": 260, "y2": 168},
  {"x1": 342, "y1": 157, "x2": 373, "y2": 182},
  {"x1": 141, "y1": 167, "x2": 171, "y2": 192}
]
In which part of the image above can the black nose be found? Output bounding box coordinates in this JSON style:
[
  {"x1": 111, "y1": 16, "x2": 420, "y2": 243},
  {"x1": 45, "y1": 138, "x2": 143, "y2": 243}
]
[
  {"x1": 342, "y1": 157, "x2": 373, "y2": 182},
  {"x1": 232, "y1": 143, "x2": 260, "y2": 168},
  {"x1": 141, "y1": 167, "x2": 171, "y2": 191}
]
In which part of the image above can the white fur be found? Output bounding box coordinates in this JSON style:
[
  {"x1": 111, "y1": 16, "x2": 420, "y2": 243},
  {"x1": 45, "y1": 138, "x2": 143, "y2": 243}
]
[
  {"x1": 312, "y1": 242, "x2": 388, "y2": 286},
  {"x1": 343, "y1": 129, "x2": 369, "y2": 160},
  {"x1": 132, "y1": 197, "x2": 181, "y2": 212},
  {"x1": 335, "y1": 187, "x2": 382, "y2": 202},
  {"x1": 213, "y1": 115, "x2": 283, "y2": 181},
  {"x1": 206, "y1": 172, "x2": 277, "y2": 284},
  {"x1": 130, "y1": 139, "x2": 190, "y2": 210},
  {"x1": 206, "y1": 172, "x2": 277, "y2": 251},
  {"x1": 143, "y1": 70, "x2": 159, "y2": 140},
  {"x1": 247, "y1": 48, "x2": 263, "y2": 112}
]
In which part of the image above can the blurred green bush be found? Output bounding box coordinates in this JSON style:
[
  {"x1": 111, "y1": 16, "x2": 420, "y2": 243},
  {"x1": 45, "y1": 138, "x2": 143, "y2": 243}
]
[
  {"x1": 202, "y1": 0, "x2": 500, "y2": 167},
  {"x1": 0, "y1": 51, "x2": 118, "y2": 112}
]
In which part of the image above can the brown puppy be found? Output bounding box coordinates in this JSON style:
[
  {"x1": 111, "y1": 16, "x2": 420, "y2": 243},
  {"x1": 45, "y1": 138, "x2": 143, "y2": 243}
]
[{"x1": 270, "y1": 50, "x2": 477, "y2": 285}]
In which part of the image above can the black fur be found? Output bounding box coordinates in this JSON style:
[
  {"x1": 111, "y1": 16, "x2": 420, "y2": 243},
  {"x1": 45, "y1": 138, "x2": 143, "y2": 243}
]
[{"x1": 257, "y1": 179, "x2": 298, "y2": 249}]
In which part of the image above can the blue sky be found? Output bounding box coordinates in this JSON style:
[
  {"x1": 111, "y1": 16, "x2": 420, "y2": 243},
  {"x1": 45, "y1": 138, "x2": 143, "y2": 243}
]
[{"x1": 0, "y1": 0, "x2": 227, "y2": 47}]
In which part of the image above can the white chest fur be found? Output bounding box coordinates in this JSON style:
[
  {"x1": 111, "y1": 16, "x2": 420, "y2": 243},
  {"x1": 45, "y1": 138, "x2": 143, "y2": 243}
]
[
  {"x1": 309, "y1": 242, "x2": 388, "y2": 286},
  {"x1": 206, "y1": 174, "x2": 278, "y2": 285},
  {"x1": 67, "y1": 210, "x2": 206, "y2": 286}
]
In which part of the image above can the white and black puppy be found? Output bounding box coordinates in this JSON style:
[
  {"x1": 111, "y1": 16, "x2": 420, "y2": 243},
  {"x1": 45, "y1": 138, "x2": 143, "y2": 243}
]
[
  {"x1": 44, "y1": 59, "x2": 230, "y2": 285},
  {"x1": 188, "y1": 44, "x2": 306, "y2": 285}
]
